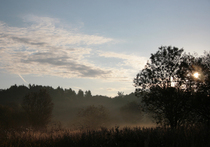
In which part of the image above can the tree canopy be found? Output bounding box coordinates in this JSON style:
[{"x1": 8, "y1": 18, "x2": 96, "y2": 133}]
[
  {"x1": 134, "y1": 46, "x2": 184, "y2": 95},
  {"x1": 134, "y1": 46, "x2": 210, "y2": 128}
]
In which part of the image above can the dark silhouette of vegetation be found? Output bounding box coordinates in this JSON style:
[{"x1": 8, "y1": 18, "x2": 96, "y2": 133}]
[
  {"x1": 134, "y1": 46, "x2": 189, "y2": 128},
  {"x1": 117, "y1": 91, "x2": 124, "y2": 98},
  {"x1": 134, "y1": 46, "x2": 186, "y2": 93},
  {"x1": 22, "y1": 89, "x2": 54, "y2": 129},
  {"x1": 134, "y1": 46, "x2": 210, "y2": 129},
  {"x1": 142, "y1": 86, "x2": 191, "y2": 128},
  {"x1": 0, "y1": 104, "x2": 26, "y2": 131},
  {"x1": 185, "y1": 52, "x2": 210, "y2": 126},
  {"x1": 77, "y1": 89, "x2": 84, "y2": 98},
  {"x1": 0, "y1": 84, "x2": 142, "y2": 132},
  {"x1": 84, "y1": 90, "x2": 92, "y2": 98},
  {"x1": 2, "y1": 126, "x2": 210, "y2": 147}
]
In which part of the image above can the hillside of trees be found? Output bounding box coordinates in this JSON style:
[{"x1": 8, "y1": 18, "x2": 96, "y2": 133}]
[{"x1": 0, "y1": 84, "x2": 150, "y2": 131}]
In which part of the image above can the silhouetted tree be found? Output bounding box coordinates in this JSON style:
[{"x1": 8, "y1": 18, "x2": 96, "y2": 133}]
[
  {"x1": 65, "y1": 88, "x2": 76, "y2": 98},
  {"x1": 22, "y1": 89, "x2": 54, "y2": 129},
  {"x1": 188, "y1": 53, "x2": 210, "y2": 126},
  {"x1": 134, "y1": 46, "x2": 192, "y2": 129},
  {"x1": 0, "y1": 105, "x2": 14, "y2": 129},
  {"x1": 84, "y1": 90, "x2": 92, "y2": 98},
  {"x1": 117, "y1": 91, "x2": 124, "y2": 98},
  {"x1": 143, "y1": 86, "x2": 191, "y2": 128},
  {"x1": 134, "y1": 46, "x2": 184, "y2": 94},
  {"x1": 77, "y1": 89, "x2": 84, "y2": 98},
  {"x1": 0, "y1": 104, "x2": 26, "y2": 130}
]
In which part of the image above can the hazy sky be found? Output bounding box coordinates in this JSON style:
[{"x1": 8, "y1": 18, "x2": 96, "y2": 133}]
[{"x1": 0, "y1": 0, "x2": 209, "y2": 97}]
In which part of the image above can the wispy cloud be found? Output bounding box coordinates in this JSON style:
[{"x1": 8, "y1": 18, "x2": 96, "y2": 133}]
[
  {"x1": 98, "y1": 51, "x2": 147, "y2": 69},
  {"x1": 0, "y1": 15, "x2": 147, "y2": 82},
  {"x1": 0, "y1": 15, "x2": 114, "y2": 79}
]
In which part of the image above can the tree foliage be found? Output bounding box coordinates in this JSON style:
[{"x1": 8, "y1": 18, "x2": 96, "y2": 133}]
[
  {"x1": 0, "y1": 105, "x2": 25, "y2": 130},
  {"x1": 85, "y1": 90, "x2": 92, "y2": 98},
  {"x1": 134, "y1": 46, "x2": 184, "y2": 95},
  {"x1": 189, "y1": 53, "x2": 210, "y2": 126},
  {"x1": 77, "y1": 89, "x2": 84, "y2": 98},
  {"x1": 143, "y1": 86, "x2": 191, "y2": 128},
  {"x1": 22, "y1": 89, "x2": 54, "y2": 129},
  {"x1": 134, "y1": 46, "x2": 203, "y2": 128},
  {"x1": 117, "y1": 91, "x2": 124, "y2": 98}
]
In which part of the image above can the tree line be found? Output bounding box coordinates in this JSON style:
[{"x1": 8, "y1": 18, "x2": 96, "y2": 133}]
[
  {"x1": 0, "y1": 84, "x2": 142, "y2": 131},
  {"x1": 0, "y1": 84, "x2": 93, "y2": 103}
]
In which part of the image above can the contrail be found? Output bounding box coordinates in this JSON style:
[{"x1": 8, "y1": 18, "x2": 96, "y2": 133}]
[{"x1": 18, "y1": 74, "x2": 28, "y2": 84}]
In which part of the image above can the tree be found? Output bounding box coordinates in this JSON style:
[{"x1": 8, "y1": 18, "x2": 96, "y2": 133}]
[
  {"x1": 0, "y1": 105, "x2": 16, "y2": 130},
  {"x1": 193, "y1": 91, "x2": 210, "y2": 126},
  {"x1": 0, "y1": 104, "x2": 27, "y2": 130},
  {"x1": 142, "y1": 86, "x2": 191, "y2": 128},
  {"x1": 77, "y1": 89, "x2": 84, "y2": 98},
  {"x1": 134, "y1": 46, "x2": 191, "y2": 129},
  {"x1": 189, "y1": 53, "x2": 210, "y2": 126},
  {"x1": 117, "y1": 91, "x2": 124, "y2": 98},
  {"x1": 134, "y1": 46, "x2": 184, "y2": 94},
  {"x1": 65, "y1": 88, "x2": 76, "y2": 98},
  {"x1": 22, "y1": 89, "x2": 54, "y2": 129},
  {"x1": 84, "y1": 90, "x2": 92, "y2": 98},
  {"x1": 172, "y1": 52, "x2": 210, "y2": 126}
]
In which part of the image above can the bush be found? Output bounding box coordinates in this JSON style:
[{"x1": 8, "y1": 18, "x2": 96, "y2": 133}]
[{"x1": 22, "y1": 89, "x2": 54, "y2": 130}]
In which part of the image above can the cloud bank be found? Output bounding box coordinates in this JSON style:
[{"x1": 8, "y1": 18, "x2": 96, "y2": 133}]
[
  {"x1": 0, "y1": 15, "x2": 114, "y2": 78},
  {"x1": 0, "y1": 15, "x2": 146, "y2": 81}
]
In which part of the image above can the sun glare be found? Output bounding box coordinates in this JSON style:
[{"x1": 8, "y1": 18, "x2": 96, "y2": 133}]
[{"x1": 193, "y1": 72, "x2": 199, "y2": 78}]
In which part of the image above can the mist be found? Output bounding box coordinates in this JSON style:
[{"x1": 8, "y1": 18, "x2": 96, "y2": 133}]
[{"x1": 0, "y1": 84, "x2": 155, "y2": 132}]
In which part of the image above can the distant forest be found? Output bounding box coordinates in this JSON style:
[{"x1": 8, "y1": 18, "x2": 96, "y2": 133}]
[{"x1": 0, "y1": 84, "x2": 150, "y2": 130}]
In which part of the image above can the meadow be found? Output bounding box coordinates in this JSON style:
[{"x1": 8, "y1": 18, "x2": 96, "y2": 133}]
[
  {"x1": 1, "y1": 125, "x2": 210, "y2": 147},
  {"x1": 1, "y1": 85, "x2": 210, "y2": 147}
]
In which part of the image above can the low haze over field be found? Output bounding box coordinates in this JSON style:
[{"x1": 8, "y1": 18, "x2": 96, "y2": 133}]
[{"x1": 0, "y1": 0, "x2": 209, "y2": 96}]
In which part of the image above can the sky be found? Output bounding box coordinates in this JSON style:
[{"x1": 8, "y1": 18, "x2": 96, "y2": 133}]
[{"x1": 0, "y1": 0, "x2": 210, "y2": 97}]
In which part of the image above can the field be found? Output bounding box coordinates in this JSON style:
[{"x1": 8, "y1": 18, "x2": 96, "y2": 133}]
[{"x1": 1, "y1": 125, "x2": 210, "y2": 147}]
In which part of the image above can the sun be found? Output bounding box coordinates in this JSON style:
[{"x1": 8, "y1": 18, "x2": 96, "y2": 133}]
[{"x1": 193, "y1": 72, "x2": 199, "y2": 78}]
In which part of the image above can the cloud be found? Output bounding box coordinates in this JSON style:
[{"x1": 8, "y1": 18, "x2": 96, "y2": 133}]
[
  {"x1": 0, "y1": 15, "x2": 147, "y2": 83},
  {"x1": 22, "y1": 14, "x2": 60, "y2": 24},
  {"x1": 98, "y1": 51, "x2": 147, "y2": 70},
  {"x1": 0, "y1": 15, "x2": 114, "y2": 79},
  {"x1": 20, "y1": 51, "x2": 112, "y2": 78}
]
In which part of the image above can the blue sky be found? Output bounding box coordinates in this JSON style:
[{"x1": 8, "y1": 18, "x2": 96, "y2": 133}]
[{"x1": 0, "y1": 0, "x2": 209, "y2": 97}]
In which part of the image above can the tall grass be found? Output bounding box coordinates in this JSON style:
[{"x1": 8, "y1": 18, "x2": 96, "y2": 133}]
[{"x1": 1, "y1": 125, "x2": 210, "y2": 147}]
